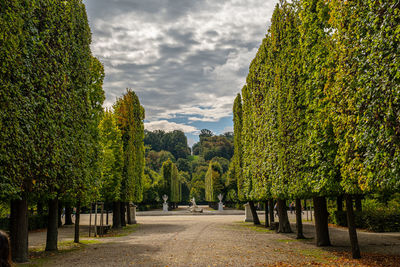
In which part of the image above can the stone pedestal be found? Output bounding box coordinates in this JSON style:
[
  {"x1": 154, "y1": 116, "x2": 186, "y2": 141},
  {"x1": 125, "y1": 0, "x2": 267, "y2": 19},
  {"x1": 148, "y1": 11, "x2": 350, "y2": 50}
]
[
  {"x1": 244, "y1": 203, "x2": 253, "y2": 222},
  {"x1": 129, "y1": 203, "x2": 137, "y2": 224},
  {"x1": 218, "y1": 202, "x2": 223, "y2": 212},
  {"x1": 163, "y1": 203, "x2": 168, "y2": 212}
]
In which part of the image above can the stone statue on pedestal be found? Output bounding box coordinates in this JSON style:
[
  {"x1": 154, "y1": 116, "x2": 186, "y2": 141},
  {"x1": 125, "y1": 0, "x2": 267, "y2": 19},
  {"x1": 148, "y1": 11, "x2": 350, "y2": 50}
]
[
  {"x1": 162, "y1": 194, "x2": 168, "y2": 212},
  {"x1": 218, "y1": 194, "x2": 224, "y2": 212}
]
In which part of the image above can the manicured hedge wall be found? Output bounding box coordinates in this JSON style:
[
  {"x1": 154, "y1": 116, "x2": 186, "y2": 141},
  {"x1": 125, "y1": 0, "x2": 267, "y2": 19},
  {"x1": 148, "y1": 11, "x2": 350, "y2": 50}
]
[{"x1": 329, "y1": 210, "x2": 400, "y2": 232}]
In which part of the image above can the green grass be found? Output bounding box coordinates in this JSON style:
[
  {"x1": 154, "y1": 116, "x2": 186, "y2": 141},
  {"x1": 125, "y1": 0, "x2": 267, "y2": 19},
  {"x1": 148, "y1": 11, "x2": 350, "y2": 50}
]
[
  {"x1": 17, "y1": 224, "x2": 139, "y2": 267},
  {"x1": 19, "y1": 240, "x2": 102, "y2": 267}
]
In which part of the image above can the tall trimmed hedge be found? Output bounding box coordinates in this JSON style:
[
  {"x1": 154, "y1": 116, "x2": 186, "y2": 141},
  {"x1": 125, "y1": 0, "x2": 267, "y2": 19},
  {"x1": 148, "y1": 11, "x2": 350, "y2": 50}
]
[
  {"x1": 114, "y1": 89, "x2": 145, "y2": 203},
  {"x1": 205, "y1": 161, "x2": 224, "y2": 202},
  {"x1": 234, "y1": 0, "x2": 400, "y2": 259},
  {"x1": 161, "y1": 159, "x2": 181, "y2": 203}
]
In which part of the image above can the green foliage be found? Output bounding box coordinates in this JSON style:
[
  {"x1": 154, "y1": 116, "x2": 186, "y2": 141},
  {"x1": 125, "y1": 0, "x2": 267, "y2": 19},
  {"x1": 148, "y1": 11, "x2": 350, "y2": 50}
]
[
  {"x1": 329, "y1": 198, "x2": 400, "y2": 232},
  {"x1": 0, "y1": 0, "x2": 104, "y2": 205},
  {"x1": 144, "y1": 130, "x2": 190, "y2": 160},
  {"x1": 329, "y1": 0, "x2": 400, "y2": 193},
  {"x1": 210, "y1": 157, "x2": 230, "y2": 174},
  {"x1": 160, "y1": 159, "x2": 181, "y2": 202},
  {"x1": 114, "y1": 89, "x2": 145, "y2": 203},
  {"x1": 142, "y1": 167, "x2": 162, "y2": 204},
  {"x1": 205, "y1": 161, "x2": 224, "y2": 202},
  {"x1": 99, "y1": 110, "x2": 123, "y2": 203},
  {"x1": 238, "y1": 0, "x2": 400, "y2": 204},
  {"x1": 232, "y1": 94, "x2": 244, "y2": 200},
  {"x1": 176, "y1": 158, "x2": 191, "y2": 173},
  {"x1": 193, "y1": 130, "x2": 234, "y2": 161},
  {"x1": 146, "y1": 150, "x2": 175, "y2": 172}
]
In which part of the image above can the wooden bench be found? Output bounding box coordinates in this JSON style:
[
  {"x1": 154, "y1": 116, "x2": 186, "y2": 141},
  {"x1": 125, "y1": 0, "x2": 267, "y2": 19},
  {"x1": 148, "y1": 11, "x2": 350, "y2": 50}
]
[{"x1": 95, "y1": 225, "x2": 111, "y2": 234}]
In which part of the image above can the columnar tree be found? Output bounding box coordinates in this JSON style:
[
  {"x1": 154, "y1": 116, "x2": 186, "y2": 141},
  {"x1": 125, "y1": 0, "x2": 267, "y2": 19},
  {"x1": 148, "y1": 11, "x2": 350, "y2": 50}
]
[
  {"x1": 99, "y1": 109, "x2": 123, "y2": 229},
  {"x1": 205, "y1": 161, "x2": 224, "y2": 204},
  {"x1": 0, "y1": 0, "x2": 103, "y2": 260},
  {"x1": 232, "y1": 92, "x2": 261, "y2": 225},
  {"x1": 298, "y1": 0, "x2": 338, "y2": 246},
  {"x1": 160, "y1": 159, "x2": 181, "y2": 207},
  {"x1": 114, "y1": 89, "x2": 145, "y2": 226},
  {"x1": 328, "y1": 0, "x2": 400, "y2": 258}
]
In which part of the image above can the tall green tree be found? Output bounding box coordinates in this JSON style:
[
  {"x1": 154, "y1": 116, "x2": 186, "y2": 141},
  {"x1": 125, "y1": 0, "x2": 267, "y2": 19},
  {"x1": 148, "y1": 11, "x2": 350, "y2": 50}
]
[
  {"x1": 328, "y1": 0, "x2": 400, "y2": 258},
  {"x1": 205, "y1": 161, "x2": 224, "y2": 202},
  {"x1": 114, "y1": 89, "x2": 145, "y2": 226},
  {"x1": 298, "y1": 0, "x2": 338, "y2": 246},
  {"x1": 232, "y1": 94, "x2": 244, "y2": 200},
  {"x1": 99, "y1": 109, "x2": 123, "y2": 209},
  {"x1": 160, "y1": 159, "x2": 181, "y2": 204},
  {"x1": 0, "y1": 0, "x2": 103, "y2": 260}
]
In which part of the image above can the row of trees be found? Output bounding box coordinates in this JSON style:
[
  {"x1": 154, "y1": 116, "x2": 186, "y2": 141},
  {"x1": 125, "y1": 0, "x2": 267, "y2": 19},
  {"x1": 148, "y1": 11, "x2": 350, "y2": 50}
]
[
  {"x1": 0, "y1": 1, "x2": 146, "y2": 263},
  {"x1": 0, "y1": 0, "x2": 104, "y2": 262},
  {"x1": 232, "y1": 0, "x2": 400, "y2": 259}
]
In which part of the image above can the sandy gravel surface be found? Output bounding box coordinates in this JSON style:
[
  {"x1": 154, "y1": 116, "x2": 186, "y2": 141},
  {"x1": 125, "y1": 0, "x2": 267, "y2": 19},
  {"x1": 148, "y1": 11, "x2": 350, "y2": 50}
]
[{"x1": 29, "y1": 214, "x2": 400, "y2": 267}]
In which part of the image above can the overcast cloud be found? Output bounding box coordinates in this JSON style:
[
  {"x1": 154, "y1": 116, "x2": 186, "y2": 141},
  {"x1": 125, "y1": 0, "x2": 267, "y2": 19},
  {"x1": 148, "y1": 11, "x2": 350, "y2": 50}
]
[{"x1": 83, "y1": 0, "x2": 278, "y2": 138}]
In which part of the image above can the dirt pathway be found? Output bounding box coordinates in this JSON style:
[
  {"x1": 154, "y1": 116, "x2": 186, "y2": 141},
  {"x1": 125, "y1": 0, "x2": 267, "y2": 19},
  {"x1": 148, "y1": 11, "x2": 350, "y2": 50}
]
[{"x1": 27, "y1": 214, "x2": 400, "y2": 267}]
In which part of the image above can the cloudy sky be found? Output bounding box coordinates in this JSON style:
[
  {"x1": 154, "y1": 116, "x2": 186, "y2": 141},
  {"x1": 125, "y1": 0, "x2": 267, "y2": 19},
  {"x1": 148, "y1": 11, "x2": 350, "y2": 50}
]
[{"x1": 83, "y1": 0, "x2": 279, "y2": 146}]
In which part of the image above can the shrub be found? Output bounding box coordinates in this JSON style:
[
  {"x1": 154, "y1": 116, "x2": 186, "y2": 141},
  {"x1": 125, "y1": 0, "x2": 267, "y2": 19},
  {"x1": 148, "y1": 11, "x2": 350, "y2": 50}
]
[{"x1": 328, "y1": 198, "x2": 400, "y2": 232}]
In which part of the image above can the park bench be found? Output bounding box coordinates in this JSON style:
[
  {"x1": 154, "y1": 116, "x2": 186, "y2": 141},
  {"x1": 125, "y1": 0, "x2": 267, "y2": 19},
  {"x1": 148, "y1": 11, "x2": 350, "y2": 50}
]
[{"x1": 95, "y1": 225, "x2": 111, "y2": 235}]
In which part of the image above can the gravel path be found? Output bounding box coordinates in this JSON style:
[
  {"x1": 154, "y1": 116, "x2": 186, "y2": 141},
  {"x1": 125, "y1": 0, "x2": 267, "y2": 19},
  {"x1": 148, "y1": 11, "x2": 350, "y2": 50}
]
[{"x1": 29, "y1": 213, "x2": 400, "y2": 267}]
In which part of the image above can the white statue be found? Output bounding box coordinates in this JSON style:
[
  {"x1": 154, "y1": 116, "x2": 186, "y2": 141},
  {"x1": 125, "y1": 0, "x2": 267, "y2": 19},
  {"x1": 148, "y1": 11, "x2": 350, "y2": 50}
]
[
  {"x1": 191, "y1": 197, "x2": 197, "y2": 208},
  {"x1": 188, "y1": 197, "x2": 203, "y2": 213},
  {"x1": 218, "y1": 193, "x2": 223, "y2": 212},
  {"x1": 162, "y1": 194, "x2": 168, "y2": 212}
]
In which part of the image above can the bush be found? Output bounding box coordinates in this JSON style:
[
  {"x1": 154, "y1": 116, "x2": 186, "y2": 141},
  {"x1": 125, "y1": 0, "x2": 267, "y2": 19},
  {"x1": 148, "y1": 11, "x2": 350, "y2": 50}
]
[{"x1": 328, "y1": 198, "x2": 400, "y2": 232}]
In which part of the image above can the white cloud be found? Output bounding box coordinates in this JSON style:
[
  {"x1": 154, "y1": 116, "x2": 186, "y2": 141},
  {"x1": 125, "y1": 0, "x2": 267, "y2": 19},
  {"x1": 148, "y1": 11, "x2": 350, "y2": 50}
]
[
  {"x1": 223, "y1": 126, "x2": 234, "y2": 133},
  {"x1": 144, "y1": 120, "x2": 199, "y2": 134},
  {"x1": 84, "y1": 0, "x2": 279, "y2": 126}
]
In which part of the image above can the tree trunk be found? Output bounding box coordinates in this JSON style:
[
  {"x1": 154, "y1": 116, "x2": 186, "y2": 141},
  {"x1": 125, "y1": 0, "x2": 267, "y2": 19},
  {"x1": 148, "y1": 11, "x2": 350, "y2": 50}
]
[
  {"x1": 46, "y1": 198, "x2": 58, "y2": 251},
  {"x1": 346, "y1": 195, "x2": 361, "y2": 259},
  {"x1": 58, "y1": 203, "x2": 63, "y2": 228},
  {"x1": 127, "y1": 202, "x2": 132, "y2": 224},
  {"x1": 74, "y1": 201, "x2": 81, "y2": 243},
  {"x1": 65, "y1": 204, "x2": 73, "y2": 225},
  {"x1": 313, "y1": 196, "x2": 331, "y2": 246},
  {"x1": 112, "y1": 201, "x2": 121, "y2": 229},
  {"x1": 277, "y1": 199, "x2": 292, "y2": 233},
  {"x1": 304, "y1": 199, "x2": 308, "y2": 220},
  {"x1": 248, "y1": 201, "x2": 260, "y2": 225},
  {"x1": 355, "y1": 195, "x2": 362, "y2": 212},
  {"x1": 264, "y1": 200, "x2": 269, "y2": 228},
  {"x1": 106, "y1": 209, "x2": 109, "y2": 226},
  {"x1": 295, "y1": 198, "x2": 305, "y2": 239},
  {"x1": 10, "y1": 197, "x2": 29, "y2": 263},
  {"x1": 120, "y1": 201, "x2": 126, "y2": 227},
  {"x1": 268, "y1": 199, "x2": 274, "y2": 227}
]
